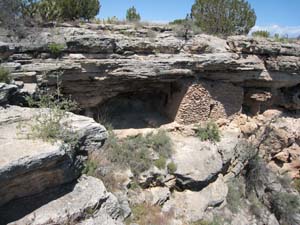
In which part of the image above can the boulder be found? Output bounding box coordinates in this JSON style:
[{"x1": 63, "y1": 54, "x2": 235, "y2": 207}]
[
  {"x1": 163, "y1": 175, "x2": 228, "y2": 222},
  {"x1": 0, "y1": 83, "x2": 18, "y2": 105},
  {"x1": 0, "y1": 106, "x2": 107, "y2": 206},
  {"x1": 7, "y1": 176, "x2": 123, "y2": 225}
]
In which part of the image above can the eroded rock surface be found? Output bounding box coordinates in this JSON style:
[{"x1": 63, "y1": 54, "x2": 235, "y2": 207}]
[
  {"x1": 6, "y1": 176, "x2": 123, "y2": 225},
  {"x1": 0, "y1": 106, "x2": 107, "y2": 207},
  {"x1": 1, "y1": 24, "x2": 299, "y2": 125}
]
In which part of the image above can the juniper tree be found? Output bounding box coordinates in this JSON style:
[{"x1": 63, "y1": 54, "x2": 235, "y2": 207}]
[
  {"x1": 191, "y1": 0, "x2": 256, "y2": 36},
  {"x1": 126, "y1": 6, "x2": 141, "y2": 22}
]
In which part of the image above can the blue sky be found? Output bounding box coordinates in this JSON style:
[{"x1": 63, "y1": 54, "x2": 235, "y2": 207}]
[{"x1": 98, "y1": 0, "x2": 300, "y2": 37}]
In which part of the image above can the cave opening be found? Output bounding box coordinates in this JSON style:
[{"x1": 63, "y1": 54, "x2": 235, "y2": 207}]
[{"x1": 92, "y1": 82, "x2": 182, "y2": 129}]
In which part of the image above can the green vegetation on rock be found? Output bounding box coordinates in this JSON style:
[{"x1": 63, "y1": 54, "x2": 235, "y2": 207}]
[
  {"x1": 252, "y1": 30, "x2": 270, "y2": 38},
  {"x1": 191, "y1": 0, "x2": 256, "y2": 36},
  {"x1": 126, "y1": 6, "x2": 141, "y2": 22},
  {"x1": 24, "y1": 78, "x2": 78, "y2": 143},
  {"x1": 226, "y1": 178, "x2": 245, "y2": 213},
  {"x1": 0, "y1": 67, "x2": 12, "y2": 84},
  {"x1": 48, "y1": 43, "x2": 64, "y2": 58},
  {"x1": 1, "y1": 0, "x2": 101, "y2": 27},
  {"x1": 167, "y1": 162, "x2": 177, "y2": 173},
  {"x1": 125, "y1": 202, "x2": 172, "y2": 225},
  {"x1": 195, "y1": 121, "x2": 221, "y2": 142},
  {"x1": 104, "y1": 130, "x2": 173, "y2": 176}
]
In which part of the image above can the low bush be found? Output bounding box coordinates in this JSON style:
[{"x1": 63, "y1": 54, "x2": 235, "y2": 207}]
[
  {"x1": 82, "y1": 160, "x2": 97, "y2": 176},
  {"x1": 248, "y1": 192, "x2": 264, "y2": 219},
  {"x1": 167, "y1": 162, "x2": 177, "y2": 174},
  {"x1": 270, "y1": 192, "x2": 300, "y2": 225},
  {"x1": 226, "y1": 178, "x2": 245, "y2": 213},
  {"x1": 195, "y1": 121, "x2": 221, "y2": 142},
  {"x1": 154, "y1": 156, "x2": 167, "y2": 170},
  {"x1": 104, "y1": 130, "x2": 173, "y2": 176},
  {"x1": 48, "y1": 43, "x2": 65, "y2": 58},
  {"x1": 126, "y1": 203, "x2": 173, "y2": 225},
  {"x1": 191, "y1": 217, "x2": 222, "y2": 225},
  {"x1": 273, "y1": 33, "x2": 290, "y2": 43},
  {"x1": 293, "y1": 178, "x2": 300, "y2": 193},
  {"x1": 171, "y1": 15, "x2": 202, "y2": 39},
  {"x1": 0, "y1": 67, "x2": 12, "y2": 84},
  {"x1": 252, "y1": 30, "x2": 270, "y2": 38},
  {"x1": 24, "y1": 81, "x2": 78, "y2": 143}
]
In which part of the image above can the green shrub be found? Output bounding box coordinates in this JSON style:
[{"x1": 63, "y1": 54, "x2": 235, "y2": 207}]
[
  {"x1": 169, "y1": 19, "x2": 187, "y2": 25},
  {"x1": 21, "y1": 0, "x2": 100, "y2": 23},
  {"x1": 82, "y1": 160, "x2": 97, "y2": 176},
  {"x1": 195, "y1": 121, "x2": 221, "y2": 142},
  {"x1": 171, "y1": 14, "x2": 202, "y2": 39},
  {"x1": 271, "y1": 192, "x2": 300, "y2": 225},
  {"x1": 248, "y1": 192, "x2": 264, "y2": 219},
  {"x1": 154, "y1": 156, "x2": 167, "y2": 169},
  {"x1": 293, "y1": 178, "x2": 300, "y2": 193},
  {"x1": 144, "y1": 130, "x2": 173, "y2": 158},
  {"x1": 0, "y1": 67, "x2": 12, "y2": 84},
  {"x1": 226, "y1": 179, "x2": 245, "y2": 213},
  {"x1": 191, "y1": 0, "x2": 256, "y2": 36},
  {"x1": 24, "y1": 80, "x2": 78, "y2": 143},
  {"x1": 191, "y1": 217, "x2": 222, "y2": 225},
  {"x1": 126, "y1": 203, "x2": 172, "y2": 225},
  {"x1": 34, "y1": 0, "x2": 62, "y2": 22},
  {"x1": 105, "y1": 16, "x2": 119, "y2": 24},
  {"x1": 273, "y1": 33, "x2": 289, "y2": 43},
  {"x1": 48, "y1": 43, "x2": 64, "y2": 58},
  {"x1": 126, "y1": 6, "x2": 141, "y2": 22},
  {"x1": 167, "y1": 162, "x2": 177, "y2": 174},
  {"x1": 104, "y1": 130, "x2": 173, "y2": 176},
  {"x1": 252, "y1": 30, "x2": 270, "y2": 38}
]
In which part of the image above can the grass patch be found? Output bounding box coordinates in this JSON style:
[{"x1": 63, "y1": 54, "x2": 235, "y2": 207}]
[
  {"x1": 125, "y1": 203, "x2": 173, "y2": 225},
  {"x1": 25, "y1": 92, "x2": 78, "y2": 143},
  {"x1": 167, "y1": 162, "x2": 177, "y2": 174},
  {"x1": 195, "y1": 121, "x2": 221, "y2": 142},
  {"x1": 226, "y1": 178, "x2": 245, "y2": 213},
  {"x1": 270, "y1": 192, "x2": 300, "y2": 225},
  {"x1": 82, "y1": 160, "x2": 98, "y2": 176},
  {"x1": 0, "y1": 67, "x2": 12, "y2": 84},
  {"x1": 248, "y1": 192, "x2": 264, "y2": 219},
  {"x1": 154, "y1": 156, "x2": 167, "y2": 170},
  {"x1": 293, "y1": 178, "x2": 300, "y2": 193},
  {"x1": 191, "y1": 218, "x2": 221, "y2": 225},
  {"x1": 104, "y1": 130, "x2": 173, "y2": 176},
  {"x1": 252, "y1": 30, "x2": 270, "y2": 38},
  {"x1": 48, "y1": 43, "x2": 65, "y2": 58}
]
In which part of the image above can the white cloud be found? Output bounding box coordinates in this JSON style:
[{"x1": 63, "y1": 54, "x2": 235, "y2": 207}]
[{"x1": 250, "y1": 25, "x2": 300, "y2": 38}]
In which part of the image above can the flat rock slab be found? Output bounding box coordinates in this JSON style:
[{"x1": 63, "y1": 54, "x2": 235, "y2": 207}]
[
  {"x1": 0, "y1": 106, "x2": 107, "y2": 206},
  {"x1": 171, "y1": 135, "x2": 223, "y2": 187},
  {"x1": 7, "y1": 176, "x2": 122, "y2": 225},
  {"x1": 163, "y1": 175, "x2": 228, "y2": 222}
]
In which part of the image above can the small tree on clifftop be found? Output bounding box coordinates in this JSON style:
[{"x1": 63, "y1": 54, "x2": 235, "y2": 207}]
[
  {"x1": 191, "y1": 0, "x2": 256, "y2": 36},
  {"x1": 126, "y1": 6, "x2": 141, "y2": 22}
]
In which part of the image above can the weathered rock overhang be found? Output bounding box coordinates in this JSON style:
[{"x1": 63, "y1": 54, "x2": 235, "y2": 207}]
[{"x1": 1, "y1": 24, "x2": 300, "y2": 125}]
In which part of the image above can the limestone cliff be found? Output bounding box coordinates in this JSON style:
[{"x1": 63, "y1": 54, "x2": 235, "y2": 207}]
[
  {"x1": 1, "y1": 23, "x2": 300, "y2": 225},
  {"x1": 1, "y1": 23, "x2": 299, "y2": 126}
]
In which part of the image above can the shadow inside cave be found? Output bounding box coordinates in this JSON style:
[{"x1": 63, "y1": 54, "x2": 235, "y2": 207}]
[{"x1": 94, "y1": 91, "x2": 175, "y2": 129}]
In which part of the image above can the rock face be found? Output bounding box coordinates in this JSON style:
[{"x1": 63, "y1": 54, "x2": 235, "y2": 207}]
[
  {"x1": 0, "y1": 106, "x2": 107, "y2": 207},
  {"x1": 0, "y1": 83, "x2": 18, "y2": 105},
  {"x1": 3, "y1": 176, "x2": 123, "y2": 225},
  {"x1": 1, "y1": 24, "x2": 299, "y2": 125},
  {"x1": 163, "y1": 175, "x2": 228, "y2": 222},
  {"x1": 1, "y1": 23, "x2": 300, "y2": 225}
]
